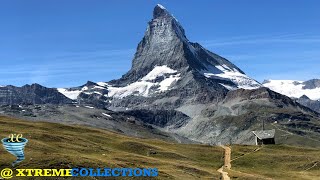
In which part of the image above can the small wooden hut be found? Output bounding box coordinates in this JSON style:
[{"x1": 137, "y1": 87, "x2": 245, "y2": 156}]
[{"x1": 252, "y1": 129, "x2": 275, "y2": 145}]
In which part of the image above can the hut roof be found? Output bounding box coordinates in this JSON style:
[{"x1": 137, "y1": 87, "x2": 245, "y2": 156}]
[{"x1": 252, "y1": 129, "x2": 275, "y2": 139}]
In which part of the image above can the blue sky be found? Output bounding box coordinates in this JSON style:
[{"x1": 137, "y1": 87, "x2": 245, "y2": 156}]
[{"x1": 0, "y1": 0, "x2": 319, "y2": 87}]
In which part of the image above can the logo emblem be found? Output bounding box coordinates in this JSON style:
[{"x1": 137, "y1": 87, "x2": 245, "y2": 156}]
[
  {"x1": 1, "y1": 134, "x2": 28, "y2": 166},
  {"x1": 0, "y1": 168, "x2": 13, "y2": 179}
]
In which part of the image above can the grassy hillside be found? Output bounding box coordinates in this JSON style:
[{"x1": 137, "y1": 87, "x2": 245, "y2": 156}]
[
  {"x1": 230, "y1": 145, "x2": 320, "y2": 180},
  {"x1": 0, "y1": 116, "x2": 224, "y2": 179},
  {"x1": 0, "y1": 116, "x2": 319, "y2": 179}
]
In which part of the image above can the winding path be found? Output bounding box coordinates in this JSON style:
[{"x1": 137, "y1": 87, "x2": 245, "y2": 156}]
[
  {"x1": 218, "y1": 146, "x2": 273, "y2": 180},
  {"x1": 217, "y1": 145, "x2": 231, "y2": 180}
]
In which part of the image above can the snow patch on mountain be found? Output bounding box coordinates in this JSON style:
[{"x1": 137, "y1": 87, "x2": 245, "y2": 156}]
[
  {"x1": 102, "y1": 113, "x2": 112, "y2": 118},
  {"x1": 107, "y1": 66, "x2": 180, "y2": 98},
  {"x1": 263, "y1": 80, "x2": 320, "y2": 100},
  {"x1": 200, "y1": 64, "x2": 261, "y2": 89},
  {"x1": 94, "y1": 91, "x2": 103, "y2": 95},
  {"x1": 85, "y1": 106, "x2": 94, "y2": 109},
  {"x1": 108, "y1": 81, "x2": 154, "y2": 98},
  {"x1": 58, "y1": 66, "x2": 180, "y2": 100},
  {"x1": 93, "y1": 86, "x2": 106, "y2": 90},
  {"x1": 97, "y1": 82, "x2": 108, "y2": 87},
  {"x1": 57, "y1": 88, "x2": 82, "y2": 100},
  {"x1": 156, "y1": 4, "x2": 166, "y2": 10},
  {"x1": 158, "y1": 74, "x2": 180, "y2": 91},
  {"x1": 58, "y1": 86, "x2": 94, "y2": 100},
  {"x1": 141, "y1": 65, "x2": 177, "y2": 81},
  {"x1": 219, "y1": 83, "x2": 236, "y2": 90}
]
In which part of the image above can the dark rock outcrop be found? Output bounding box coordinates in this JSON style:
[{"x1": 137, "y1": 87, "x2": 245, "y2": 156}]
[
  {"x1": 296, "y1": 95, "x2": 320, "y2": 113},
  {"x1": 0, "y1": 84, "x2": 72, "y2": 105},
  {"x1": 302, "y1": 79, "x2": 320, "y2": 89}
]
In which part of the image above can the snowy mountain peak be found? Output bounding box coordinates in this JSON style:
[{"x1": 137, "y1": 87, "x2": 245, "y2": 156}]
[
  {"x1": 153, "y1": 4, "x2": 169, "y2": 18},
  {"x1": 150, "y1": 4, "x2": 187, "y2": 42},
  {"x1": 156, "y1": 4, "x2": 166, "y2": 9},
  {"x1": 59, "y1": 5, "x2": 262, "y2": 103},
  {"x1": 107, "y1": 4, "x2": 261, "y2": 92}
]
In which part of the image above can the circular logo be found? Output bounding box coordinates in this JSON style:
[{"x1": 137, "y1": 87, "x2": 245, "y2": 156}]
[{"x1": 0, "y1": 168, "x2": 13, "y2": 179}]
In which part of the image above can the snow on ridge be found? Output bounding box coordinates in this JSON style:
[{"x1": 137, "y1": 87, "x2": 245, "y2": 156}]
[
  {"x1": 200, "y1": 64, "x2": 261, "y2": 90},
  {"x1": 102, "y1": 113, "x2": 112, "y2": 118},
  {"x1": 108, "y1": 81, "x2": 154, "y2": 98},
  {"x1": 93, "y1": 85, "x2": 106, "y2": 90},
  {"x1": 141, "y1": 65, "x2": 177, "y2": 81},
  {"x1": 219, "y1": 83, "x2": 236, "y2": 91},
  {"x1": 57, "y1": 86, "x2": 91, "y2": 100},
  {"x1": 263, "y1": 80, "x2": 320, "y2": 100},
  {"x1": 156, "y1": 4, "x2": 166, "y2": 10},
  {"x1": 158, "y1": 74, "x2": 180, "y2": 91},
  {"x1": 97, "y1": 82, "x2": 108, "y2": 87},
  {"x1": 94, "y1": 91, "x2": 102, "y2": 95},
  {"x1": 107, "y1": 66, "x2": 180, "y2": 98},
  {"x1": 57, "y1": 88, "x2": 81, "y2": 100},
  {"x1": 215, "y1": 71, "x2": 261, "y2": 90},
  {"x1": 58, "y1": 66, "x2": 180, "y2": 100},
  {"x1": 85, "y1": 106, "x2": 94, "y2": 109},
  {"x1": 264, "y1": 80, "x2": 303, "y2": 84}
]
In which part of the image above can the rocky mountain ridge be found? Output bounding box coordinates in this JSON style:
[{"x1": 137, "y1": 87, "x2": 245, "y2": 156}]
[{"x1": 0, "y1": 83, "x2": 72, "y2": 105}]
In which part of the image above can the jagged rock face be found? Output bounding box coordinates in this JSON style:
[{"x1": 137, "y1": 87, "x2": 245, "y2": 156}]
[
  {"x1": 76, "y1": 81, "x2": 109, "y2": 108},
  {"x1": 175, "y1": 87, "x2": 320, "y2": 145},
  {"x1": 302, "y1": 79, "x2": 320, "y2": 89},
  {"x1": 124, "y1": 109, "x2": 190, "y2": 128},
  {"x1": 223, "y1": 87, "x2": 316, "y2": 113},
  {"x1": 112, "y1": 5, "x2": 260, "y2": 90},
  {"x1": 224, "y1": 87, "x2": 295, "y2": 105},
  {"x1": 296, "y1": 96, "x2": 320, "y2": 113},
  {"x1": 114, "y1": 5, "x2": 190, "y2": 85},
  {"x1": 0, "y1": 84, "x2": 72, "y2": 105}
]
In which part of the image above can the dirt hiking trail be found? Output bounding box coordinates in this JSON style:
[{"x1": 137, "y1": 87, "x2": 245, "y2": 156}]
[{"x1": 217, "y1": 145, "x2": 231, "y2": 180}]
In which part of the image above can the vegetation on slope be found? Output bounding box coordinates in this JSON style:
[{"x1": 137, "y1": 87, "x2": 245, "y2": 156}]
[
  {"x1": 0, "y1": 116, "x2": 223, "y2": 179},
  {"x1": 230, "y1": 145, "x2": 320, "y2": 180},
  {"x1": 0, "y1": 116, "x2": 319, "y2": 179}
]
